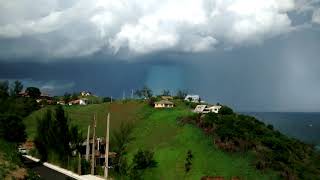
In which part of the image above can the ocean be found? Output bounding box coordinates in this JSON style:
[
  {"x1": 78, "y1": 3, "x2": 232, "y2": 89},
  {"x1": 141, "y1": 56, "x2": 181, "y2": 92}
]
[{"x1": 244, "y1": 112, "x2": 320, "y2": 147}]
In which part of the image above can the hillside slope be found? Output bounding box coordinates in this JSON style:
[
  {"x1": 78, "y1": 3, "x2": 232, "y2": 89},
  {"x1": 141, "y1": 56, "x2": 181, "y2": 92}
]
[
  {"x1": 24, "y1": 101, "x2": 278, "y2": 179},
  {"x1": 24, "y1": 101, "x2": 144, "y2": 139},
  {"x1": 125, "y1": 104, "x2": 278, "y2": 179}
]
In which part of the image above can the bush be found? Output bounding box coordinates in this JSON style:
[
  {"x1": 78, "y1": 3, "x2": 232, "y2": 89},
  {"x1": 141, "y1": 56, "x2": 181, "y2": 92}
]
[
  {"x1": 0, "y1": 114, "x2": 26, "y2": 143},
  {"x1": 132, "y1": 149, "x2": 157, "y2": 170},
  {"x1": 184, "y1": 150, "x2": 193, "y2": 173},
  {"x1": 218, "y1": 106, "x2": 234, "y2": 115}
]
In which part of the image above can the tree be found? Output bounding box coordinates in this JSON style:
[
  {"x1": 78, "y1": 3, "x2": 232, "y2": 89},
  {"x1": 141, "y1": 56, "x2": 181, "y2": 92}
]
[
  {"x1": 0, "y1": 114, "x2": 26, "y2": 143},
  {"x1": 132, "y1": 149, "x2": 157, "y2": 170},
  {"x1": 25, "y1": 87, "x2": 41, "y2": 98},
  {"x1": 184, "y1": 150, "x2": 193, "y2": 173},
  {"x1": 63, "y1": 92, "x2": 71, "y2": 103},
  {"x1": 111, "y1": 122, "x2": 134, "y2": 175},
  {"x1": 176, "y1": 89, "x2": 187, "y2": 99},
  {"x1": 10, "y1": 80, "x2": 23, "y2": 96},
  {"x1": 0, "y1": 80, "x2": 9, "y2": 97},
  {"x1": 34, "y1": 109, "x2": 53, "y2": 161},
  {"x1": 148, "y1": 97, "x2": 157, "y2": 107},
  {"x1": 219, "y1": 106, "x2": 234, "y2": 115},
  {"x1": 103, "y1": 97, "x2": 112, "y2": 102},
  {"x1": 71, "y1": 92, "x2": 79, "y2": 100},
  {"x1": 135, "y1": 86, "x2": 153, "y2": 99},
  {"x1": 161, "y1": 89, "x2": 170, "y2": 96},
  {"x1": 134, "y1": 89, "x2": 142, "y2": 98},
  {"x1": 142, "y1": 86, "x2": 153, "y2": 99},
  {"x1": 54, "y1": 105, "x2": 72, "y2": 159},
  {"x1": 34, "y1": 106, "x2": 82, "y2": 163}
]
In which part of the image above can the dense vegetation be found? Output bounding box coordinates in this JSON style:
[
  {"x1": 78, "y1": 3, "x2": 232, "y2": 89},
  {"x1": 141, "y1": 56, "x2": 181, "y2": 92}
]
[
  {"x1": 0, "y1": 80, "x2": 41, "y2": 179},
  {"x1": 178, "y1": 106, "x2": 320, "y2": 179},
  {"x1": 34, "y1": 105, "x2": 84, "y2": 173}
]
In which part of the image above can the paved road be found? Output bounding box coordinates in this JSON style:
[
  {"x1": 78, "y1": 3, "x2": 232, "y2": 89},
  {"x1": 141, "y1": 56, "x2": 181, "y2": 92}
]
[{"x1": 22, "y1": 157, "x2": 75, "y2": 180}]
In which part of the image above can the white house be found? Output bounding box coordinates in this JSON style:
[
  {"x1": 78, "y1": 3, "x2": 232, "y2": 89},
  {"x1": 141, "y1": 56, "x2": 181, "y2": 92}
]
[
  {"x1": 194, "y1": 105, "x2": 208, "y2": 113},
  {"x1": 207, "y1": 105, "x2": 222, "y2": 113},
  {"x1": 194, "y1": 105, "x2": 222, "y2": 114},
  {"x1": 68, "y1": 98, "x2": 88, "y2": 105},
  {"x1": 81, "y1": 91, "x2": 92, "y2": 96},
  {"x1": 184, "y1": 95, "x2": 200, "y2": 103},
  {"x1": 154, "y1": 100, "x2": 174, "y2": 108},
  {"x1": 79, "y1": 98, "x2": 88, "y2": 105}
]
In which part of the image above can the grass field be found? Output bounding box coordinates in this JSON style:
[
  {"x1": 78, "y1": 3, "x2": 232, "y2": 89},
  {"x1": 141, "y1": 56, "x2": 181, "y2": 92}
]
[
  {"x1": 24, "y1": 100, "x2": 144, "y2": 140},
  {"x1": 23, "y1": 100, "x2": 279, "y2": 179}
]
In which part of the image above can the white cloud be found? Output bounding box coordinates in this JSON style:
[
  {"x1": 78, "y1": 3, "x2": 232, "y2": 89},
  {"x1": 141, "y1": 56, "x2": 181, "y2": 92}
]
[{"x1": 0, "y1": 0, "x2": 298, "y2": 58}]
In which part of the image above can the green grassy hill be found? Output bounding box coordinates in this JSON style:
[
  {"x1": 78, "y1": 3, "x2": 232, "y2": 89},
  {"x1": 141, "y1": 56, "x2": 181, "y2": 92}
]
[
  {"x1": 24, "y1": 100, "x2": 279, "y2": 179},
  {"x1": 24, "y1": 101, "x2": 144, "y2": 140}
]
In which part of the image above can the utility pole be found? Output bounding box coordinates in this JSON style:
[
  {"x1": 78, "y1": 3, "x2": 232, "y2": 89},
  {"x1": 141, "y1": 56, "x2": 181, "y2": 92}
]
[
  {"x1": 91, "y1": 114, "x2": 96, "y2": 175},
  {"x1": 78, "y1": 153, "x2": 81, "y2": 175},
  {"x1": 85, "y1": 125, "x2": 90, "y2": 161},
  {"x1": 104, "y1": 113, "x2": 110, "y2": 179}
]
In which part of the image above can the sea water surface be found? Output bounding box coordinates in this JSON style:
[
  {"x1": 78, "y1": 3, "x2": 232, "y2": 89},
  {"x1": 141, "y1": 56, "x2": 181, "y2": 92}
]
[{"x1": 244, "y1": 112, "x2": 320, "y2": 147}]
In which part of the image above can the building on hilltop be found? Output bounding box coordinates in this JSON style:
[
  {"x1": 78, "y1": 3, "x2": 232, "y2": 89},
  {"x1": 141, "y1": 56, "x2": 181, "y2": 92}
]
[
  {"x1": 185, "y1": 94, "x2": 203, "y2": 103},
  {"x1": 161, "y1": 95, "x2": 174, "y2": 100},
  {"x1": 194, "y1": 104, "x2": 221, "y2": 114},
  {"x1": 154, "y1": 100, "x2": 174, "y2": 108},
  {"x1": 68, "y1": 98, "x2": 88, "y2": 105},
  {"x1": 81, "y1": 91, "x2": 92, "y2": 96}
]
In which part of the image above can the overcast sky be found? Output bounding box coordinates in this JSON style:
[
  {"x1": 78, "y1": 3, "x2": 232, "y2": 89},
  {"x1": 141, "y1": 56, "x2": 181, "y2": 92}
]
[{"x1": 1, "y1": 0, "x2": 320, "y2": 112}]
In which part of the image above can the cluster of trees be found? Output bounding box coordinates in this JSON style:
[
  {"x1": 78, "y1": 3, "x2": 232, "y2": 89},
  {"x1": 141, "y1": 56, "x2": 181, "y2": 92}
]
[
  {"x1": 110, "y1": 122, "x2": 157, "y2": 179},
  {"x1": 62, "y1": 92, "x2": 79, "y2": 104},
  {"x1": 134, "y1": 86, "x2": 153, "y2": 99},
  {"x1": 0, "y1": 80, "x2": 40, "y2": 144},
  {"x1": 134, "y1": 86, "x2": 189, "y2": 100},
  {"x1": 0, "y1": 80, "x2": 42, "y2": 179},
  {"x1": 0, "y1": 80, "x2": 24, "y2": 97},
  {"x1": 34, "y1": 106, "x2": 83, "y2": 166},
  {"x1": 178, "y1": 107, "x2": 320, "y2": 179}
]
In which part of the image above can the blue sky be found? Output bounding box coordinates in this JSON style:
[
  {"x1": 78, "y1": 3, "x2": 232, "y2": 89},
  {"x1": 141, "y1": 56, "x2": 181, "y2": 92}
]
[{"x1": 1, "y1": 0, "x2": 320, "y2": 112}]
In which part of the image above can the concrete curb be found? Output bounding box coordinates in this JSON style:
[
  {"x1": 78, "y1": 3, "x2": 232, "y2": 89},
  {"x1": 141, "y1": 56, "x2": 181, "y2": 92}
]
[{"x1": 23, "y1": 155, "x2": 104, "y2": 180}]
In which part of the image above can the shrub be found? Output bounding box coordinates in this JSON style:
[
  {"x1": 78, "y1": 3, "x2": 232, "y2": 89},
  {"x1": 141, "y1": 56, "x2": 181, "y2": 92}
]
[{"x1": 132, "y1": 149, "x2": 157, "y2": 170}]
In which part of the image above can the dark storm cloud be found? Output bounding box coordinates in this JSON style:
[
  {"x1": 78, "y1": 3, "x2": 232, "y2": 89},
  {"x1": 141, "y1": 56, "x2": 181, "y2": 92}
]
[{"x1": 0, "y1": 56, "x2": 149, "y2": 97}]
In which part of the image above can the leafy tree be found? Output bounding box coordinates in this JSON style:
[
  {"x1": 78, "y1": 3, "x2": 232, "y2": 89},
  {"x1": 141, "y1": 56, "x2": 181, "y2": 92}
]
[
  {"x1": 34, "y1": 109, "x2": 53, "y2": 161},
  {"x1": 148, "y1": 97, "x2": 157, "y2": 107},
  {"x1": 0, "y1": 114, "x2": 26, "y2": 143},
  {"x1": 142, "y1": 86, "x2": 153, "y2": 99},
  {"x1": 132, "y1": 149, "x2": 157, "y2": 170},
  {"x1": 176, "y1": 89, "x2": 187, "y2": 99},
  {"x1": 134, "y1": 89, "x2": 142, "y2": 98},
  {"x1": 161, "y1": 89, "x2": 170, "y2": 96},
  {"x1": 35, "y1": 106, "x2": 82, "y2": 163},
  {"x1": 0, "y1": 80, "x2": 9, "y2": 97},
  {"x1": 10, "y1": 80, "x2": 23, "y2": 96},
  {"x1": 54, "y1": 105, "x2": 72, "y2": 159},
  {"x1": 135, "y1": 86, "x2": 153, "y2": 99},
  {"x1": 218, "y1": 106, "x2": 234, "y2": 115},
  {"x1": 71, "y1": 92, "x2": 79, "y2": 100},
  {"x1": 103, "y1": 97, "x2": 112, "y2": 102},
  {"x1": 111, "y1": 122, "x2": 134, "y2": 175},
  {"x1": 63, "y1": 92, "x2": 71, "y2": 103},
  {"x1": 25, "y1": 87, "x2": 41, "y2": 98},
  {"x1": 184, "y1": 150, "x2": 193, "y2": 173}
]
